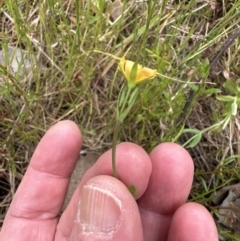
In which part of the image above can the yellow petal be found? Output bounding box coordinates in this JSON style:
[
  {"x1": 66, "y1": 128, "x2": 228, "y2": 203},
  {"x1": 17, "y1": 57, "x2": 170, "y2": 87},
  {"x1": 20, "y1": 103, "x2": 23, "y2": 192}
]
[
  {"x1": 118, "y1": 57, "x2": 157, "y2": 85},
  {"x1": 118, "y1": 57, "x2": 135, "y2": 80},
  {"x1": 135, "y1": 66, "x2": 157, "y2": 83}
]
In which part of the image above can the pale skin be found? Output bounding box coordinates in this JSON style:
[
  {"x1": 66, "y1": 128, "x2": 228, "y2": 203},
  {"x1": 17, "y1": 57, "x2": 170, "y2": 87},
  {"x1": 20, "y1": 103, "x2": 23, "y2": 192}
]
[{"x1": 0, "y1": 120, "x2": 218, "y2": 241}]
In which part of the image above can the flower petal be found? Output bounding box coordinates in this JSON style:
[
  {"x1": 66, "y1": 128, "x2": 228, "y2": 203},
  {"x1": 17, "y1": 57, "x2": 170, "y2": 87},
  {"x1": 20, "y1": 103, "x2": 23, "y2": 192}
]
[
  {"x1": 118, "y1": 57, "x2": 157, "y2": 86},
  {"x1": 135, "y1": 67, "x2": 157, "y2": 83}
]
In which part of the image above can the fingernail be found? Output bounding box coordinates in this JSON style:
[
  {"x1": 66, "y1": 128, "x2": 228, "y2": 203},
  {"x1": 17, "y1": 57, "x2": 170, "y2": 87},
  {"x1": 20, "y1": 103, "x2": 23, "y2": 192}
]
[{"x1": 76, "y1": 184, "x2": 121, "y2": 235}]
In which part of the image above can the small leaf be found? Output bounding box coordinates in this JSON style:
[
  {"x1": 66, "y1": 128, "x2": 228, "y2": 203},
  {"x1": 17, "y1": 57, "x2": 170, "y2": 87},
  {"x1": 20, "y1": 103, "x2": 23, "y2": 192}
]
[
  {"x1": 128, "y1": 87, "x2": 139, "y2": 104},
  {"x1": 231, "y1": 100, "x2": 237, "y2": 116},
  {"x1": 203, "y1": 88, "x2": 221, "y2": 95},
  {"x1": 129, "y1": 62, "x2": 138, "y2": 86},
  {"x1": 197, "y1": 59, "x2": 210, "y2": 79},
  {"x1": 183, "y1": 130, "x2": 202, "y2": 148},
  {"x1": 199, "y1": 176, "x2": 208, "y2": 192},
  {"x1": 128, "y1": 185, "x2": 137, "y2": 198},
  {"x1": 187, "y1": 133, "x2": 202, "y2": 148},
  {"x1": 222, "y1": 115, "x2": 231, "y2": 130},
  {"x1": 182, "y1": 128, "x2": 201, "y2": 134},
  {"x1": 119, "y1": 86, "x2": 127, "y2": 107},
  {"x1": 187, "y1": 83, "x2": 199, "y2": 91},
  {"x1": 216, "y1": 95, "x2": 235, "y2": 102},
  {"x1": 223, "y1": 79, "x2": 239, "y2": 95}
]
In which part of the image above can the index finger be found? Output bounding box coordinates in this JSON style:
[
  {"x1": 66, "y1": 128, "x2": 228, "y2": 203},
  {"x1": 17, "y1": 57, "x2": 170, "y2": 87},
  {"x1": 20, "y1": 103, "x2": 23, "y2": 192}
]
[{"x1": 0, "y1": 120, "x2": 82, "y2": 241}]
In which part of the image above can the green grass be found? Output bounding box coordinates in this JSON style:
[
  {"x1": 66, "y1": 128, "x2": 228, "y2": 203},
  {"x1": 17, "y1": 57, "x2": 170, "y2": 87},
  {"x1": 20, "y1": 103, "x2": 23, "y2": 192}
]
[{"x1": 1, "y1": 0, "x2": 240, "y2": 239}]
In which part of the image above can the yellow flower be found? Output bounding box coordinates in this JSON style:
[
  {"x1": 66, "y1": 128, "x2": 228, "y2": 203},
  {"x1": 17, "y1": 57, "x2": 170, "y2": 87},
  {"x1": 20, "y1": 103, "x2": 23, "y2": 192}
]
[{"x1": 118, "y1": 57, "x2": 157, "y2": 87}]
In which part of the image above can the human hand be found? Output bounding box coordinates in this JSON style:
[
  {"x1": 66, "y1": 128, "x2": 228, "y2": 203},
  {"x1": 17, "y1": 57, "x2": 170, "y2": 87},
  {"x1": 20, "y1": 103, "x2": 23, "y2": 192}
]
[{"x1": 0, "y1": 121, "x2": 218, "y2": 241}]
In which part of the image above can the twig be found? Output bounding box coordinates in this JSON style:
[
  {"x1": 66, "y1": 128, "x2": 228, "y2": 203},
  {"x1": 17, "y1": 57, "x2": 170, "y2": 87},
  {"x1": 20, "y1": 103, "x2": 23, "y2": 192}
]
[
  {"x1": 210, "y1": 28, "x2": 240, "y2": 69},
  {"x1": 177, "y1": 28, "x2": 240, "y2": 124}
]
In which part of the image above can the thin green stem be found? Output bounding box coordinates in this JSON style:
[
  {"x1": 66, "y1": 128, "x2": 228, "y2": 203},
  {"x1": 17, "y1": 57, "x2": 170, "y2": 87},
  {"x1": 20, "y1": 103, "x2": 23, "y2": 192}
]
[
  {"x1": 112, "y1": 119, "x2": 121, "y2": 179},
  {"x1": 112, "y1": 85, "x2": 137, "y2": 179}
]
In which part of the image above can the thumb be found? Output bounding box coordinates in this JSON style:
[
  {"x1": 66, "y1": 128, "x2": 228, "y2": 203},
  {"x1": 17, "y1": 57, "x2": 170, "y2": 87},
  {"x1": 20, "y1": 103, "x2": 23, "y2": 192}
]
[{"x1": 69, "y1": 175, "x2": 143, "y2": 241}]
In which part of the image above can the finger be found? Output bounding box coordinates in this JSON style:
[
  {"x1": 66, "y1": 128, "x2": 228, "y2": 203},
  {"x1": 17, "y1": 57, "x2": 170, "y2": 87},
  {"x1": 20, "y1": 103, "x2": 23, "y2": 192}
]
[
  {"x1": 0, "y1": 120, "x2": 82, "y2": 241},
  {"x1": 167, "y1": 202, "x2": 218, "y2": 241},
  {"x1": 56, "y1": 142, "x2": 152, "y2": 239},
  {"x1": 137, "y1": 143, "x2": 194, "y2": 241},
  {"x1": 69, "y1": 175, "x2": 143, "y2": 241}
]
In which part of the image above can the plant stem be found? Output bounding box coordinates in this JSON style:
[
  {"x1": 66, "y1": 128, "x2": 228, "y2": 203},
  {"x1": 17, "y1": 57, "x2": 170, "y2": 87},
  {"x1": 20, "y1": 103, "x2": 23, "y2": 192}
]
[
  {"x1": 112, "y1": 119, "x2": 121, "y2": 179},
  {"x1": 112, "y1": 86, "x2": 136, "y2": 179}
]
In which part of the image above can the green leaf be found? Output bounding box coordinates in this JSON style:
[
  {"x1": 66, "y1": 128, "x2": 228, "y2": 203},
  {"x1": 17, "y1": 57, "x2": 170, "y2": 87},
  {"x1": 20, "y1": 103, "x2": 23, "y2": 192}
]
[
  {"x1": 129, "y1": 62, "x2": 138, "y2": 86},
  {"x1": 223, "y1": 79, "x2": 239, "y2": 95},
  {"x1": 182, "y1": 129, "x2": 202, "y2": 148},
  {"x1": 187, "y1": 132, "x2": 202, "y2": 148},
  {"x1": 182, "y1": 128, "x2": 201, "y2": 134},
  {"x1": 199, "y1": 176, "x2": 208, "y2": 192},
  {"x1": 197, "y1": 59, "x2": 210, "y2": 79},
  {"x1": 231, "y1": 100, "x2": 237, "y2": 116},
  {"x1": 203, "y1": 88, "x2": 221, "y2": 95},
  {"x1": 187, "y1": 83, "x2": 199, "y2": 91},
  {"x1": 128, "y1": 87, "x2": 139, "y2": 104},
  {"x1": 128, "y1": 185, "x2": 137, "y2": 198},
  {"x1": 222, "y1": 115, "x2": 231, "y2": 130},
  {"x1": 216, "y1": 95, "x2": 235, "y2": 102},
  {"x1": 118, "y1": 85, "x2": 127, "y2": 107}
]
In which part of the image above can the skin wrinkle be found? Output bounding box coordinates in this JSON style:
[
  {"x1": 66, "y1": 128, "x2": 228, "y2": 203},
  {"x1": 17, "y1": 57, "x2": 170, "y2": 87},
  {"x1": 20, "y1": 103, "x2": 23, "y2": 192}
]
[
  {"x1": 0, "y1": 215, "x2": 58, "y2": 241},
  {"x1": 31, "y1": 149, "x2": 77, "y2": 178},
  {"x1": 29, "y1": 165, "x2": 71, "y2": 180},
  {"x1": 55, "y1": 214, "x2": 73, "y2": 240},
  {"x1": 138, "y1": 205, "x2": 172, "y2": 219},
  {"x1": 139, "y1": 205, "x2": 173, "y2": 241},
  {"x1": 10, "y1": 197, "x2": 60, "y2": 221},
  {"x1": 10, "y1": 167, "x2": 69, "y2": 220}
]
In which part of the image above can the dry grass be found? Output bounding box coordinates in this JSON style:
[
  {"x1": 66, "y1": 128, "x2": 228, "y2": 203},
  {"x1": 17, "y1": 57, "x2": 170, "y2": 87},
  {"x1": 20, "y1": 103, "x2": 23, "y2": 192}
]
[{"x1": 1, "y1": 0, "x2": 240, "y2": 239}]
